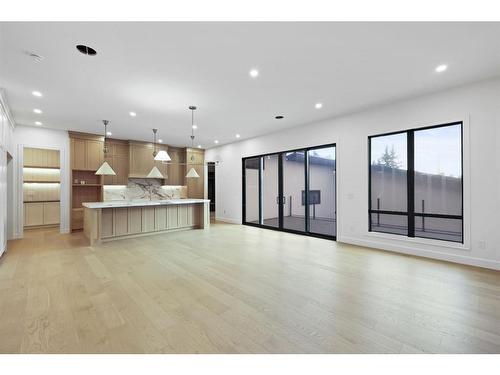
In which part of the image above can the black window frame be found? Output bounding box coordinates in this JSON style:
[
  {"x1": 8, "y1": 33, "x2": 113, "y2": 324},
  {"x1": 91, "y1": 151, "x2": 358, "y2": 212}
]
[
  {"x1": 368, "y1": 121, "x2": 464, "y2": 243},
  {"x1": 242, "y1": 143, "x2": 337, "y2": 241}
]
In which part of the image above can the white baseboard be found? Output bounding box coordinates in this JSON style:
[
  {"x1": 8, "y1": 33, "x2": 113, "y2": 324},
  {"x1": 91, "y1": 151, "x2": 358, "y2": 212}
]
[
  {"x1": 215, "y1": 217, "x2": 241, "y2": 224},
  {"x1": 338, "y1": 235, "x2": 500, "y2": 271}
]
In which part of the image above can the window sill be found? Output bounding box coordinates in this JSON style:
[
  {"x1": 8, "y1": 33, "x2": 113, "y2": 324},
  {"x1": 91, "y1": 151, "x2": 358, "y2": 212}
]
[{"x1": 365, "y1": 231, "x2": 470, "y2": 251}]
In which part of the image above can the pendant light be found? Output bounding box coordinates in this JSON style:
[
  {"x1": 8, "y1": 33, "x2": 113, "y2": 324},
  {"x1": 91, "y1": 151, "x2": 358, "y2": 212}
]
[
  {"x1": 95, "y1": 120, "x2": 116, "y2": 176},
  {"x1": 147, "y1": 128, "x2": 165, "y2": 178},
  {"x1": 152, "y1": 128, "x2": 171, "y2": 162},
  {"x1": 186, "y1": 106, "x2": 200, "y2": 178}
]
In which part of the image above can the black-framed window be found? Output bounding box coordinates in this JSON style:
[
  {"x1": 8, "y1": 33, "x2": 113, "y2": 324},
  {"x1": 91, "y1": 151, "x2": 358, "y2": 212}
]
[{"x1": 369, "y1": 122, "x2": 463, "y2": 243}]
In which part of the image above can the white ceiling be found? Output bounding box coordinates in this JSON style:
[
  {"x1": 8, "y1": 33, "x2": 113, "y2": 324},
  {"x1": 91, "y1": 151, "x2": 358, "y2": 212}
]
[{"x1": 1, "y1": 22, "x2": 500, "y2": 148}]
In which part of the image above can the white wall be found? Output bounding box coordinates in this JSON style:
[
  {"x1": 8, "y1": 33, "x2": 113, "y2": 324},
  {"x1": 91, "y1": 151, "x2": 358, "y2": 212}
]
[
  {"x1": 206, "y1": 77, "x2": 500, "y2": 270},
  {"x1": 0, "y1": 90, "x2": 15, "y2": 257},
  {"x1": 10, "y1": 126, "x2": 71, "y2": 238}
]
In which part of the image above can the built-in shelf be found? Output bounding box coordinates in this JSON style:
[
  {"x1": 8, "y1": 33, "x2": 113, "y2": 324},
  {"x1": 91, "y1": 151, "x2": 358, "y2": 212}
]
[
  {"x1": 23, "y1": 165, "x2": 60, "y2": 170},
  {"x1": 23, "y1": 181, "x2": 61, "y2": 184},
  {"x1": 72, "y1": 184, "x2": 102, "y2": 187},
  {"x1": 24, "y1": 200, "x2": 60, "y2": 203}
]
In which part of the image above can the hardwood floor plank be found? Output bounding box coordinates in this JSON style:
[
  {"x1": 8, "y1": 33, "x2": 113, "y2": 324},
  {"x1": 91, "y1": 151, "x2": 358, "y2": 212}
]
[{"x1": 1, "y1": 224, "x2": 499, "y2": 353}]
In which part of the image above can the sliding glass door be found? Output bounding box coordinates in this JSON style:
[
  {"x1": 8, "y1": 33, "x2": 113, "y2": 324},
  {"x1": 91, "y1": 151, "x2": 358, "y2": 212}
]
[
  {"x1": 282, "y1": 150, "x2": 306, "y2": 233},
  {"x1": 307, "y1": 146, "x2": 336, "y2": 237},
  {"x1": 242, "y1": 143, "x2": 336, "y2": 240}
]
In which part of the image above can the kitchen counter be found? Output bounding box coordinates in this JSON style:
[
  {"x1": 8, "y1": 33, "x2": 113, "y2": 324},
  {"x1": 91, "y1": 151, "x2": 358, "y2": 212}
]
[
  {"x1": 82, "y1": 198, "x2": 210, "y2": 209},
  {"x1": 82, "y1": 199, "x2": 210, "y2": 245}
]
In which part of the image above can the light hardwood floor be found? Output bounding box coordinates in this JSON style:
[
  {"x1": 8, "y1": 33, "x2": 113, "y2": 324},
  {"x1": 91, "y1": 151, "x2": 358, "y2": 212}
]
[{"x1": 1, "y1": 223, "x2": 499, "y2": 353}]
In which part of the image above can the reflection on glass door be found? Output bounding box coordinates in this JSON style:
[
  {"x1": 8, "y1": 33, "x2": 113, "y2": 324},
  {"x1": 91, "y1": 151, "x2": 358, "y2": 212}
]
[
  {"x1": 262, "y1": 154, "x2": 279, "y2": 228},
  {"x1": 243, "y1": 157, "x2": 260, "y2": 225},
  {"x1": 307, "y1": 146, "x2": 336, "y2": 237},
  {"x1": 282, "y1": 150, "x2": 306, "y2": 233}
]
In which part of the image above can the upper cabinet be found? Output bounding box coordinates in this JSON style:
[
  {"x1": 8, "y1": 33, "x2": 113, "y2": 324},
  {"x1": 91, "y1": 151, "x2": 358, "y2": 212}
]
[
  {"x1": 69, "y1": 132, "x2": 104, "y2": 171},
  {"x1": 103, "y1": 139, "x2": 129, "y2": 185},
  {"x1": 185, "y1": 148, "x2": 205, "y2": 198},
  {"x1": 129, "y1": 141, "x2": 170, "y2": 179}
]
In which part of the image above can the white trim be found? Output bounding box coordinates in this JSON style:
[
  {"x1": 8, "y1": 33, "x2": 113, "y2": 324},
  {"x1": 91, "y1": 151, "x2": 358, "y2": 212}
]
[
  {"x1": 0, "y1": 89, "x2": 15, "y2": 130},
  {"x1": 215, "y1": 216, "x2": 241, "y2": 224},
  {"x1": 338, "y1": 235, "x2": 500, "y2": 271}
]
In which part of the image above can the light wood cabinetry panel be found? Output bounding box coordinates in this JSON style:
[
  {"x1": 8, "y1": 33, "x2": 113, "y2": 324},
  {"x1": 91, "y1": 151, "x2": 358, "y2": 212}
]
[
  {"x1": 24, "y1": 147, "x2": 60, "y2": 168},
  {"x1": 86, "y1": 140, "x2": 104, "y2": 170},
  {"x1": 114, "y1": 208, "x2": 128, "y2": 236},
  {"x1": 178, "y1": 205, "x2": 188, "y2": 227},
  {"x1": 154, "y1": 206, "x2": 167, "y2": 230},
  {"x1": 167, "y1": 205, "x2": 178, "y2": 228},
  {"x1": 113, "y1": 155, "x2": 129, "y2": 185},
  {"x1": 129, "y1": 143, "x2": 155, "y2": 177},
  {"x1": 128, "y1": 207, "x2": 142, "y2": 234},
  {"x1": 71, "y1": 209, "x2": 83, "y2": 230},
  {"x1": 71, "y1": 138, "x2": 86, "y2": 170},
  {"x1": 101, "y1": 208, "x2": 114, "y2": 238},
  {"x1": 24, "y1": 202, "x2": 44, "y2": 227},
  {"x1": 43, "y1": 202, "x2": 60, "y2": 225},
  {"x1": 142, "y1": 207, "x2": 155, "y2": 232},
  {"x1": 103, "y1": 155, "x2": 114, "y2": 185}
]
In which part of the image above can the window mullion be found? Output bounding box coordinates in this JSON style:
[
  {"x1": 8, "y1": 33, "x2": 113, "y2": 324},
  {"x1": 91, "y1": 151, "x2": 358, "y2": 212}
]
[{"x1": 407, "y1": 130, "x2": 415, "y2": 237}]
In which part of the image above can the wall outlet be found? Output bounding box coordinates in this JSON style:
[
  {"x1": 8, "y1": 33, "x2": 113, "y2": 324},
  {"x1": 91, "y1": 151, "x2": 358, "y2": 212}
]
[{"x1": 478, "y1": 240, "x2": 486, "y2": 250}]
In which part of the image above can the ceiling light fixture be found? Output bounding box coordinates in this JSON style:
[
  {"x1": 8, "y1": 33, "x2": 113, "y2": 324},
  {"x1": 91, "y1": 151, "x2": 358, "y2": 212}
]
[
  {"x1": 236, "y1": 134, "x2": 241, "y2": 138},
  {"x1": 95, "y1": 120, "x2": 116, "y2": 176},
  {"x1": 192, "y1": 124, "x2": 198, "y2": 129},
  {"x1": 33, "y1": 108, "x2": 42, "y2": 114},
  {"x1": 152, "y1": 129, "x2": 171, "y2": 162},
  {"x1": 214, "y1": 140, "x2": 219, "y2": 144},
  {"x1": 76, "y1": 44, "x2": 97, "y2": 56},
  {"x1": 249, "y1": 69, "x2": 259, "y2": 78},
  {"x1": 32, "y1": 91, "x2": 42, "y2": 97},
  {"x1": 435, "y1": 64, "x2": 448, "y2": 73},
  {"x1": 186, "y1": 106, "x2": 200, "y2": 179},
  {"x1": 197, "y1": 145, "x2": 202, "y2": 149},
  {"x1": 129, "y1": 111, "x2": 136, "y2": 117},
  {"x1": 315, "y1": 103, "x2": 323, "y2": 109},
  {"x1": 106, "y1": 131, "x2": 112, "y2": 136},
  {"x1": 158, "y1": 139, "x2": 163, "y2": 143},
  {"x1": 35, "y1": 121, "x2": 42, "y2": 126}
]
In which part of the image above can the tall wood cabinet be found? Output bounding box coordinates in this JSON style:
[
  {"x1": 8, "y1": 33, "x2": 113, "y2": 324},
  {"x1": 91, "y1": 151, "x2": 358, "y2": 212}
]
[{"x1": 69, "y1": 132, "x2": 104, "y2": 231}]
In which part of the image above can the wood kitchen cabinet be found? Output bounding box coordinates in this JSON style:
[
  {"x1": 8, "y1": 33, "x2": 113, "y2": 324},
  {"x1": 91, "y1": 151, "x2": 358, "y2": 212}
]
[
  {"x1": 24, "y1": 202, "x2": 60, "y2": 227},
  {"x1": 103, "y1": 139, "x2": 129, "y2": 185},
  {"x1": 129, "y1": 141, "x2": 169, "y2": 179},
  {"x1": 70, "y1": 133, "x2": 104, "y2": 171},
  {"x1": 185, "y1": 148, "x2": 205, "y2": 198}
]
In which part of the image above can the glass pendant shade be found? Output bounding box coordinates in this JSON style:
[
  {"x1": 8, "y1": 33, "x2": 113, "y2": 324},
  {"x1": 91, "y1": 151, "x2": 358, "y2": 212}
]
[
  {"x1": 154, "y1": 150, "x2": 171, "y2": 162},
  {"x1": 185, "y1": 167, "x2": 200, "y2": 178},
  {"x1": 146, "y1": 166, "x2": 164, "y2": 178},
  {"x1": 95, "y1": 161, "x2": 116, "y2": 176}
]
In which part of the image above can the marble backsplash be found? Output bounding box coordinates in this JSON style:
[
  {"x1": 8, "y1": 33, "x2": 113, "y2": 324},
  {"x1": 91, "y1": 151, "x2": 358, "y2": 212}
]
[{"x1": 103, "y1": 179, "x2": 187, "y2": 201}]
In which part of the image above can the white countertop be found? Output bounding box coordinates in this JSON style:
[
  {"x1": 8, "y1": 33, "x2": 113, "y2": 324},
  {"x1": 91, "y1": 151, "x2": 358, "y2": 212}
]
[{"x1": 82, "y1": 199, "x2": 210, "y2": 209}]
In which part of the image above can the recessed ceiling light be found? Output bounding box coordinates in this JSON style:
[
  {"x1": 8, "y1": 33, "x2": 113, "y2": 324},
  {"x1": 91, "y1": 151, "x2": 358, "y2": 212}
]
[
  {"x1": 76, "y1": 44, "x2": 97, "y2": 56},
  {"x1": 35, "y1": 121, "x2": 42, "y2": 126},
  {"x1": 33, "y1": 108, "x2": 42, "y2": 114},
  {"x1": 106, "y1": 131, "x2": 112, "y2": 136},
  {"x1": 158, "y1": 139, "x2": 163, "y2": 143},
  {"x1": 249, "y1": 69, "x2": 259, "y2": 78},
  {"x1": 32, "y1": 91, "x2": 42, "y2": 97},
  {"x1": 192, "y1": 125, "x2": 198, "y2": 129},
  {"x1": 197, "y1": 145, "x2": 202, "y2": 148},
  {"x1": 236, "y1": 134, "x2": 241, "y2": 138},
  {"x1": 275, "y1": 115, "x2": 284, "y2": 119},
  {"x1": 214, "y1": 140, "x2": 219, "y2": 144},
  {"x1": 315, "y1": 103, "x2": 323, "y2": 109},
  {"x1": 129, "y1": 111, "x2": 136, "y2": 117},
  {"x1": 435, "y1": 64, "x2": 448, "y2": 73}
]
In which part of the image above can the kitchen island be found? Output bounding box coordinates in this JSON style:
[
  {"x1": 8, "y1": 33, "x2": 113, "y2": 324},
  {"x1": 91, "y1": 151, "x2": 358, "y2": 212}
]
[{"x1": 82, "y1": 199, "x2": 210, "y2": 245}]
